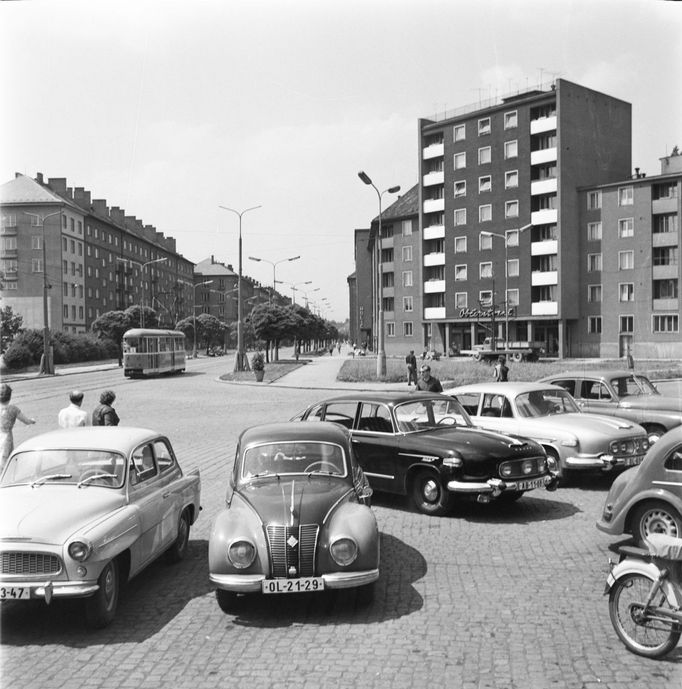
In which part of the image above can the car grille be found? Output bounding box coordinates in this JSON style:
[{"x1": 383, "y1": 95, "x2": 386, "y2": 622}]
[
  {"x1": 1, "y1": 552, "x2": 62, "y2": 576},
  {"x1": 265, "y1": 524, "x2": 319, "y2": 578},
  {"x1": 498, "y1": 455, "x2": 546, "y2": 479}
]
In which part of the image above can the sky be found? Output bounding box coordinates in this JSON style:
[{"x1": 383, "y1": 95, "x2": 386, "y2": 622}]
[{"x1": 2, "y1": 0, "x2": 680, "y2": 322}]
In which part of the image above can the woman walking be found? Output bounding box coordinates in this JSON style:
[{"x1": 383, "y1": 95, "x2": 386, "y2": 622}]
[{"x1": 0, "y1": 383, "x2": 36, "y2": 468}]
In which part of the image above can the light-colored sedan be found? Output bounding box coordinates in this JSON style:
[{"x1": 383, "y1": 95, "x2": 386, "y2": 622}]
[
  {"x1": 448, "y1": 383, "x2": 650, "y2": 480},
  {"x1": 0, "y1": 427, "x2": 201, "y2": 628}
]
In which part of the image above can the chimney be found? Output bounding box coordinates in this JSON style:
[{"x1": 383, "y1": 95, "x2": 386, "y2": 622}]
[
  {"x1": 92, "y1": 199, "x2": 108, "y2": 216},
  {"x1": 36, "y1": 172, "x2": 44, "y2": 184},
  {"x1": 73, "y1": 187, "x2": 91, "y2": 208},
  {"x1": 48, "y1": 177, "x2": 68, "y2": 193},
  {"x1": 110, "y1": 207, "x2": 125, "y2": 225}
]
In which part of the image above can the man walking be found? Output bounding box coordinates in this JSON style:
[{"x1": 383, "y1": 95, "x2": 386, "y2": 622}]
[
  {"x1": 405, "y1": 350, "x2": 418, "y2": 386},
  {"x1": 493, "y1": 355, "x2": 509, "y2": 382},
  {"x1": 58, "y1": 390, "x2": 89, "y2": 428},
  {"x1": 416, "y1": 364, "x2": 443, "y2": 393}
]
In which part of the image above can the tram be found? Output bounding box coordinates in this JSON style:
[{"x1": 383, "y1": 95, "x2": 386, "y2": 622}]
[{"x1": 122, "y1": 328, "x2": 186, "y2": 377}]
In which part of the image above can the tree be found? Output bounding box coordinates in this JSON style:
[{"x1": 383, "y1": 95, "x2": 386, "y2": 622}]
[
  {"x1": 195, "y1": 313, "x2": 226, "y2": 353},
  {"x1": 91, "y1": 310, "x2": 133, "y2": 364},
  {"x1": 0, "y1": 306, "x2": 24, "y2": 353},
  {"x1": 124, "y1": 305, "x2": 159, "y2": 330}
]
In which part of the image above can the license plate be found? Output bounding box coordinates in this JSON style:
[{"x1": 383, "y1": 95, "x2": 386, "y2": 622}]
[
  {"x1": 623, "y1": 455, "x2": 644, "y2": 467},
  {"x1": 0, "y1": 587, "x2": 31, "y2": 600},
  {"x1": 262, "y1": 577, "x2": 324, "y2": 594},
  {"x1": 509, "y1": 477, "x2": 545, "y2": 491}
]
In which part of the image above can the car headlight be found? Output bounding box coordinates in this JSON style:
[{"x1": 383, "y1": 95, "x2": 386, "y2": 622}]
[
  {"x1": 442, "y1": 454, "x2": 463, "y2": 469},
  {"x1": 227, "y1": 539, "x2": 256, "y2": 569},
  {"x1": 68, "y1": 540, "x2": 93, "y2": 562},
  {"x1": 330, "y1": 537, "x2": 358, "y2": 566},
  {"x1": 560, "y1": 438, "x2": 578, "y2": 447}
]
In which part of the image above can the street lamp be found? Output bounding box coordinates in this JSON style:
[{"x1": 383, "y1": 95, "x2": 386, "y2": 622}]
[
  {"x1": 276, "y1": 280, "x2": 312, "y2": 304},
  {"x1": 219, "y1": 204, "x2": 262, "y2": 372},
  {"x1": 192, "y1": 280, "x2": 213, "y2": 358},
  {"x1": 248, "y1": 255, "x2": 300, "y2": 303},
  {"x1": 140, "y1": 257, "x2": 168, "y2": 328},
  {"x1": 300, "y1": 287, "x2": 320, "y2": 309},
  {"x1": 24, "y1": 210, "x2": 61, "y2": 375},
  {"x1": 358, "y1": 171, "x2": 400, "y2": 378}
]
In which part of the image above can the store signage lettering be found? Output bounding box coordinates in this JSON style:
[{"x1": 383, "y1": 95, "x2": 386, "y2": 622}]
[{"x1": 459, "y1": 307, "x2": 515, "y2": 319}]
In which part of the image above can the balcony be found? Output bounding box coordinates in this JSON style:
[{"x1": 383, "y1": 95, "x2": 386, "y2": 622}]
[
  {"x1": 423, "y1": 224, "x2": 445, "y2": 240},
  {"x1": 423, "y1": 170, "x2": 445, "y2": 186},
  {"x1": 652, "y1": 232, "x2": 679, "y2": 247},
  {"x1": 531, "y1": 301, "x2": 558, "y2": 316},
  {"x1": 531, "y1": 239, "x2": 558, "y2": 256},
  {"x1": 380, "y1": 261, "x2": 394, "y2": 273},
  {"x1": 424, "y1": 306, "x2": 446, "y2": 319},
  {"x1": 652, "y1": 197, "x2": 678, "y2": 215},
  {"x1": 530, "y1": 115, "x2": 557, "y2": 135},
  {"x1": 423, "y1": 198, "x2": 445, "y2": 214},
  {"x1": 531, "y1": 270, "x2": 558, "y2": 286},
  {"x1": 381, "y1": 236, "x2": 393, "y2": 249},
  {"x1": 424, "y1": 279, "x2": 446, "y2": 293},
  {"x1": 531, "y1": 147, "x2": 557, "y2": 165},
  {"x1": 423, "y1": 252, "x2": 445, "y2": 267},
  {"x1": 653, "y1": 264, "x2": 678, "y2": 280},
  {"x1": 531, "y1": 209, "x2": 558, "y2": 225},
  {"x1": 423, "y1": 143, "x2": 444, "y2": 160},
  {"x1": 531, "y1": 178, "x2": 558, "y2": 195},
  {"x1": 653, "y1": 298, "x2": 679, "y2": 311}
]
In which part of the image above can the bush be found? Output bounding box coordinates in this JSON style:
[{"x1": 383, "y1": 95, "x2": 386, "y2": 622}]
[{"x1": 251, "y1": 351, "x2": 265, "y2": 371}]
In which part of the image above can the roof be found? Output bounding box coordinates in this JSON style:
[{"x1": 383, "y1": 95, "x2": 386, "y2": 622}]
[
  {"x1": 370, "y1": 183, "x2": 419, "y2": 224},
  {"x1": 0, "y1": 174, "x2": 74, "y2": 207},
  {"x1": 448, "y1": 382, "x2": 564, "y2": 395},
  {"x1": 308, "y1": 391, "x2": 449, "y2": 405},
  {"x1": 194, "y1": 257, "x2": 237, "y2": 277},
  {"x1": 538, "y1": 370, "x2": 640, "y2": 381},
  {"x1": 239, "y1": 421, "x2": 350, "y2": 446},
  {"x1": 13, "y1": 427, "x2": 163, "y2": 453}
]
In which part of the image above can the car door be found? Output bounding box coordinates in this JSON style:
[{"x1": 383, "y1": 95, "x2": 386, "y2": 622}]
[
  {"x1": 576, "y1": 379, "x2": 620, "y2": 416},
  {"x1": 152, "y1": 439, "x2": 184, "y2": 547},
  {"x1": 467, "y1": 392, "x2": 520, "y2": 436}
]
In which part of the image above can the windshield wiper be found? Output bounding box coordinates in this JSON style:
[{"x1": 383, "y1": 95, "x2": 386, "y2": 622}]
[
  {"x1": 30, "y1": 474, "x2": 73, "y2": 487},
  {"x1": 77, "y1": 473, "x2": 118, "y2": 488}
]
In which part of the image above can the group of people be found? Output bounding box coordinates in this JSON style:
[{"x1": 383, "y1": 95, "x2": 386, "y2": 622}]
[
  {"x1": 405, "y1": 350, "x2": 510, "y2": 390},
  {"x1": 0, "y1": 383, "x2": 120, "y2": 468}
]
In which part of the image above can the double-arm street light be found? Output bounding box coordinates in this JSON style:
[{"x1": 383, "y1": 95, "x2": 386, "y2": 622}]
[
  {"x1": 358, "y1": 171, "x2": 400, "y2": 378},
  {"x1": 300, "y1": 287, "x2": 320, "y2": 309},
  {"x1": 248, "y1": 255, "x2": 300, "y2": 303},
  {"x1": 192, "y1": 280, "x2": 213, "y2": 358},
  {"x1": 24, "y1": 210, "x2": 61, "y2": 375},
  {"x1": 276, "y1": 280, "x2": 312, "y2": 305},
  {"x1": 219, "y1": 204, "x2": 262, "y2": 371}
]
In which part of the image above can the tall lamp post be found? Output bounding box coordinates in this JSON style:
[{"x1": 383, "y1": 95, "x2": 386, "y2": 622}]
[
  {"x1": 140, "y1": 257, "x2": 167, "y2": 328},
  {"x1": 24, "y1": 210, "x2": 61, "y2": 375},
  {"x1": 248, "y1": 255, "x2": 300, "y2": 303},
  {"x1": 300, "y1": 287, "x2": 320, "y2": 309},
  {"x1": 358, "y1": 171, "x2": 400, "y2": 378},
  {"x1": 219, "y1": 204, "x2": 262, "y2": 371},
  {"x1": 276, "y1": 280, "x2": 312, "y2": 305},
  {"x1": 192, "y1": 280, "x2": 213, "y2": 358}
]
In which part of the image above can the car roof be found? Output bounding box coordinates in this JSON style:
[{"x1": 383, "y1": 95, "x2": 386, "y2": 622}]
[
  {"x1": 13, "y1": 427, "x2": 163, "y2": 453},
  {"x1": 448, "y1": 382, "x2": 565, "y2": 395},
  {"x1": 309, "y1": 392, "x2": 449, "y2": 405},
  {"x1": 539, "y1": 370, "x2": 638, "y2": 381},
  {"x1": 239, "y1": 421, "x2": 351, "y2": 446}
]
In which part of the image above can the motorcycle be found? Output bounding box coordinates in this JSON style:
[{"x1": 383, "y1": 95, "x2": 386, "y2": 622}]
[{"x1": 605, "y1": 533, "x2": 682, "y2": 658}]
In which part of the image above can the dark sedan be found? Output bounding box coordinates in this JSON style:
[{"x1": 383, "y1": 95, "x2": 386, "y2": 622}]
[{"x1": 292, "y1": 392, "x2": 557, "y2": 515}]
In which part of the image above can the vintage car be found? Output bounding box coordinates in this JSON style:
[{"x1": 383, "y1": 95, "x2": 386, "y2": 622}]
[
  {"x1": 291, "y1": 392, "x2": 556, "y2": 515},
  {"x1": 0, "y1": 427, "x2": 201, "y2": 628},
  {"x1": 449, "y1": 383, "x2": 650, "y2": 480},
  {"x1": 209, "y1": 422, "x2": 379, "y2": 612},
  {"x1": 538, "y1": 369, "x2": 682, "y2": 443},
  {"x1": 597, "y1": 425, "x2": 682, "y2": 545}
]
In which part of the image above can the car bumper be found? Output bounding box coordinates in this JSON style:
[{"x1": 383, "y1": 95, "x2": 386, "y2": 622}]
[
  {"x1": 0, "y1": 579, "x2": 99, "y2": 602},
  {"x1": 565, "y1": 453, "x2": 645, "y2": 470},
  {"x1": 210, "y1": 568, "x2": 379, "y2": 593},
  {"x1": 446, "y1": 475, "x2": 555, "y2": 496}
]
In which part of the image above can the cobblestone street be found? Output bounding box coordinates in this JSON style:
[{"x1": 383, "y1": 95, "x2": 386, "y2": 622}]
[{"x1": 1, "y1": 357, "x2": 681, "y2": 688}]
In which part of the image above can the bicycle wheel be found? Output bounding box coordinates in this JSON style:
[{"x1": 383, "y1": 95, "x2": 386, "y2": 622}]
[{"x1": 608, "y1": 572, "x2": 681, "y2": 658}]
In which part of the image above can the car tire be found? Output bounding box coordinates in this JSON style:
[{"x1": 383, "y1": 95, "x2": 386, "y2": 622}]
[
  {"x1": 355, "y1": 582, "x2": 375, "y2": 606},
  {"x1": 410, "y1": 470, "x2": 452, "y2": 516},
  {"x1": 85, "y1": 559, "x2": 119, "y2": 629},
  {"x1": 544, "y1": 448, "x2": 564, "y2": 482},
  {"x1": 166, "y1": 509, "x2": 190, "y2": 563},
  {"x1": 216, "y1": 589, "x2": 245, "y2": 614},
  {"x1": 631, "y1": 501, "x2": 682, "y2": 546},
  {"x1": 498, "y1": 490, "x2": 525, "y2": 503},
  {"x1": 643, "y1": 424, "x2": 666, "y2": 444}
]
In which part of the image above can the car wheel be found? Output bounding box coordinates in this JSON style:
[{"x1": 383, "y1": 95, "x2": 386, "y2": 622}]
[
  {"x1": 631, "y1": 501, "x2": 682, "y2": 546},
  {"x1": 166, "y1": 509, "x2": 190, "y2": 563},
  {"x1": 544, "y1": 448, "x2": 564, "y2": 482},
  {"x1": 85, "y1": 559, "x2": 119, "y2": 629},
  {"x1": 410, "y1": 470, "x2": 451, "y2": 516},
  {"x1": 216, "y1": 589, "x2": 249, "y2": 614},
  {"x1": 498, "y1": 490, "x2": 525, "y2": 503},
  {"x1": 643, "y1": 424, "x2": 666, "y2": 444},
  {"x1": 355, "y1": 582, "x2": 375, "y2": 606}
]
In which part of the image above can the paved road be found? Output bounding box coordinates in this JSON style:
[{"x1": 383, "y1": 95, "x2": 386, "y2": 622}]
[{"x1": 2, "y1": 357, "x2": 681, "y2": 689}]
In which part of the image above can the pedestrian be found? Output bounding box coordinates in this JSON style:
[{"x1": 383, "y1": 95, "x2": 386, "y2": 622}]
[
  {"x1": 58, "y1": 389, "x2": 89, "y2": 428},
  {"x1": 329, "y1": 344, "x2": 334, "y2": 356},
  {"x1": 416, "y1": 364, "x2": 443, "y2": 393},
  {"x1": 493, "y1": 355, "x2": 509, "y2": 382},
  {"x1": 92, "y1": 390, "x2": 120, "y2": 426},
  {"x1": 0, "y1": 383, "x2": 36, "y2": 468},
  {"x1": 405, "y1": 350, "x2": 418, "y2": 386}
]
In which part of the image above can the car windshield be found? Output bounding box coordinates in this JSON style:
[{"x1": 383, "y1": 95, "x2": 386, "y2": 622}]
[
  {"x1": 242, "y1": 441, "x2": 347, "y2": 480},
  {"x1": 394, "y1": 398, "x2": 472, "y2": 433},
  {"x1": 610, "y1": 374, "x2": 658, "y2": 397},
  {"x1": 516, "y1": 389, "x2": 580, "y2": 418},
  {"x1": 1, "y1": 449, "x2": 127, "y2": 488}
]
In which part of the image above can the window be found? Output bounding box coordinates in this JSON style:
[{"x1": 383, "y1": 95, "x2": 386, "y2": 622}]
[
  {"x1": 403, "y1": 296, "x2": 413, "y2": 312},
  {"x1": 454, "y1": 180, "x2": 466, "y2": 198},
  {"x1": 453, "y1": 124, "x2": 466, "y2": 141},
  {"x1": 478, "y1": 147, "x2": 491, "y2": 165},
  {"x1": 653, "y1": 315, "x2": 679, "y2": 333},
  {"x1": 653, "y1": 279, "x2": 679, "y2": 299},
  {"x1": 618, "y1": 218, "x2": 634, "y2": 238},
  {"x1": 479, "y1": 233, "x2": 493, "y2": 251},
  {"x1": 620, "y1": 316, "x2": 633, "y2": 333},
  {"x1": 618, "y1": 186, "x2": 634, "y2": 206},
  {"x1": 505, "y1": 200, "x2": 519, "y2": 218},
  {"x1": 454, "y1": 152, "x2": 466, "y2": 170},
  {"x1": 504, "y1": 111, "x2": 517, "y2": 129},
  {"x1": 587, "y1": 222, "x2": 602, "y2": 241},
  {"x1": 402, "y1": 271, "x2": 413, "y2": 287},
  {"x1": 402, "y1": 246, "x2": 413, "y2": 262},
  {"x1": 63, "y1": 305, "x2": 68, "y2": 318},
  {"x1": 654, "y1": 214, "x2": 678, "y2": 234},
  {"x1": 506, "y1": 288, "x2": 519, "y2": 306},
  {"x1": 505, "y1": 170, "x2": 518, "y2": 188},
  {"x1": 653, "y1": 247, "x2": 679, "y2": 266},
  {"x1": 384, "y1": 296, "x2": 395, "y2": 313},
  {"x1": 403, "y1": 321, "x2": 413, "y2": 337},
  {"x1": 63, "y1": 282, "x2": 69, "y2": 296},
  {"x1": 619, "y1": 283, "x2": 634, "y2": 302},
  {"x1": 455, "y1": 292, "x2": 467, "y2": 309},
  {"x1": 587, "y1": 190, "x2": 602, "y2": 210},
  {"x1": 587, "y1": 253, "x2": 602, "y2": 272},
  {"x1": 479, "y1": 204, "x2": 492, "y2": 222},
  {"x1": 1, "y1": 259, "x2": 18, "y2": 274},
  {"x1": 386, "y1": 322, "x2": 395, "y2": 337},
  {"x1": 454, "y1": 236, "x2": 467, "y2": 253},
  {"x1": 455, "y1": 264, "x2": 467, "y2": 281},
  {"x1": 588, "y1": 316, "x2": 602, "y2": 334},
  {"x1": 478, "y1": 176, "x2": 491, "y2": 193},
  {"x1": 507, "y1": 259, "x2": 519, "y2": 277},
  {"x1": 402, "y1": 220, "x2": 412, "y2": 236},
  {"x1": 504, "y1": 140, "x2": 518, "y2": 159},
  {"x1": 588, "y1": 284, "x2": 602, "y2": 302},
  {"x1": 31, "y1": 258, "x2": 43, "y2": 272},
  {"x1": 479, "y1": 290, "x2": 493, "y2": 306},
  {"x1": 454, "y1": 208, "x2": 467, "y2": 226},
  {"x1": 478, "y1": 117, "x2": 491, "y2": 135},
  {"x1": 479, "y1": 262, "x2": 493, "y2": 279},
  {"x1": 1, "y1": 214, "x2": 17, "y2": 228},
  {"x1": 506, "y1": 229, "x2": 519, "y2": 247},
  {"x1": 618, "y1": 251, "x2": 634, "y2": 270}
]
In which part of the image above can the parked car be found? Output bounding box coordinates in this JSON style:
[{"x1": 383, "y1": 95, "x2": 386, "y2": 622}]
[
  {"x1": 538, "y1": 369, "x2": 682, "y2": 443},
  {"x1": 291, "y1": 392, "x2": 557, "y2": 515},
  {"x1": 448, "y1": 383, "x2": 649, "y2": 480},
  {"x1": 209, "y1": 422, "x2": 379, "y2": 612},
  {"x1": 596, "y1": 425, "x2": 682, "y2": 545},
  {"x1": 0, "y1": 428, "x2": 201, "y2": 628}
]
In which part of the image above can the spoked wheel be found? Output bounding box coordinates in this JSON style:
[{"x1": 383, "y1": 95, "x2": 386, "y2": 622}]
[
  {"x1": 410, "y1": 470, "x2": 451, "y2": 516},
  {"x1": 608, "y1": 572, "x2": 681, "y2": 658}
]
